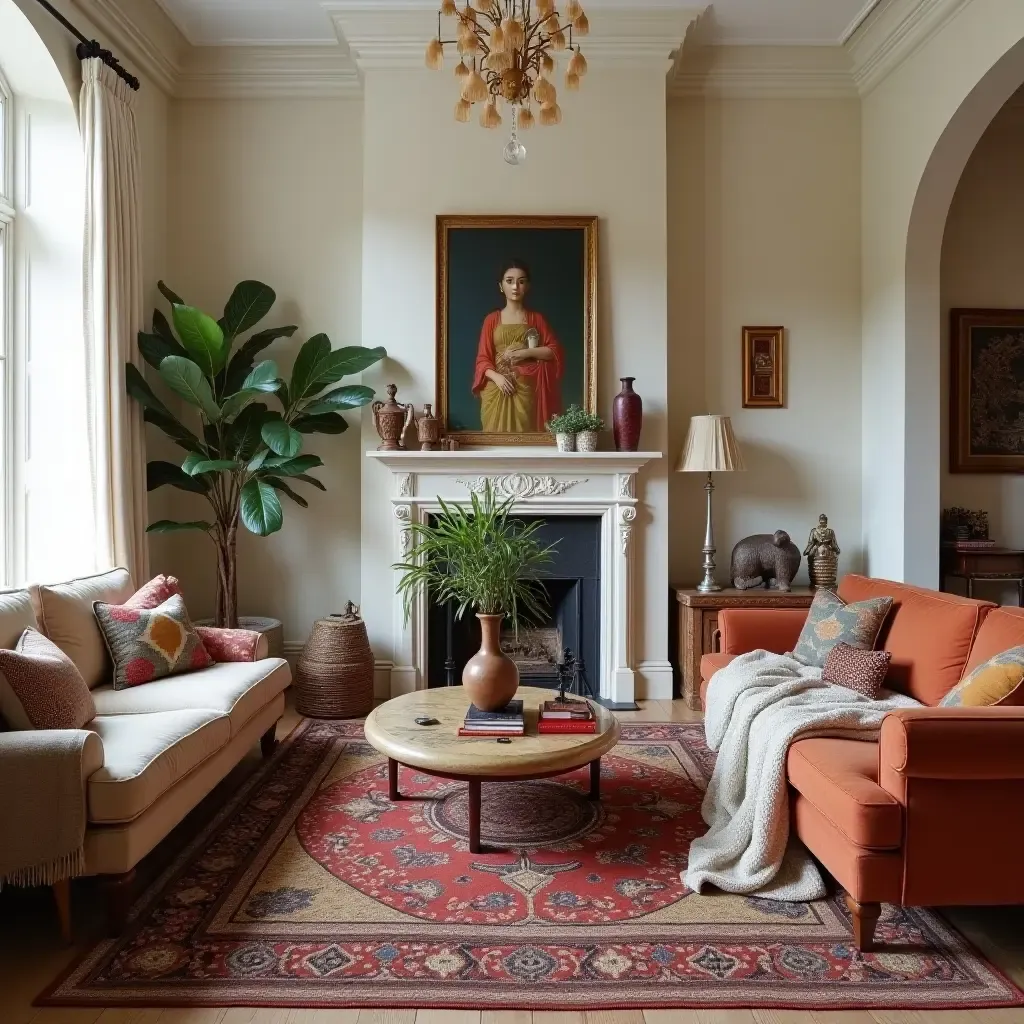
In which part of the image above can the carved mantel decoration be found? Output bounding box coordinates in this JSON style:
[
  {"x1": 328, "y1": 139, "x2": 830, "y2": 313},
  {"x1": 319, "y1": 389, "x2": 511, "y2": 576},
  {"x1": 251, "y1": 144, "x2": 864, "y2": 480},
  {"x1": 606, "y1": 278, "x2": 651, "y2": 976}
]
[{"x1": 367, "y1": 449, "x2": 661, "y2": 706}]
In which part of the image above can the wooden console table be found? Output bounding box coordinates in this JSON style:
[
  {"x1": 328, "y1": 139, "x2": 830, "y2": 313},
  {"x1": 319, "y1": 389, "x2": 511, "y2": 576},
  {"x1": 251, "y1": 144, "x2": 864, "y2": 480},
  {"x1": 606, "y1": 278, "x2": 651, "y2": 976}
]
[
  {"x1": 672, "y1": 586, "x2": 815, "y2": 709},
  {"x1": 941, "y1": 547, "x2": 1024, "y2": 605}
]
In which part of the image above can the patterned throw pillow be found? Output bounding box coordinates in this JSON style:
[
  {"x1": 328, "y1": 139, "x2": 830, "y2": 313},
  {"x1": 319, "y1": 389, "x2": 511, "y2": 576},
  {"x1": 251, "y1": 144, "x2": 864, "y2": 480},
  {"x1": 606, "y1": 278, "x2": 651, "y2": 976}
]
[
  {"x1": 94, "y1": 594, "x2": 213, "y2": 690},
  {"x1": 940, "y1": 646, "x2": 1024, "y2": 708},
  {"x1": 0, "y1": 628, "x2": 96, "y2": 730},
  {"x1": 195, "y1": 626, "x2": 266, "y2": 663},
  {"x1": 791, "y1": 589, "x2": 893, "y2": 668},
  {"x1": 124, "y1": 574, "x2": 182, "y2": 609},
  {"x1": 822, "y1": 641, "x2": 892, "y2": 699}
]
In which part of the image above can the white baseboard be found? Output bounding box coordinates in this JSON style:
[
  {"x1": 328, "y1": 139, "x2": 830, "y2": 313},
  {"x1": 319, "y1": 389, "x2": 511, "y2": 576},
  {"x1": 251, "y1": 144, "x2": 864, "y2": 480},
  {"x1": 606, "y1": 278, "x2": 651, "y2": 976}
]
[{"x1": 637, "y1": 660, "x2": 675, "y2": 700}]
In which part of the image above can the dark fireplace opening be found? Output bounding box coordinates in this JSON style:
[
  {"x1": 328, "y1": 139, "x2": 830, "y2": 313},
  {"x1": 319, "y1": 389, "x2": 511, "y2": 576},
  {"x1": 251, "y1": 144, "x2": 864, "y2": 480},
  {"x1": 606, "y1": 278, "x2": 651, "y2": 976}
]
[{"x1": 427, "y1": 515, "x2": 601, "y2": 692}]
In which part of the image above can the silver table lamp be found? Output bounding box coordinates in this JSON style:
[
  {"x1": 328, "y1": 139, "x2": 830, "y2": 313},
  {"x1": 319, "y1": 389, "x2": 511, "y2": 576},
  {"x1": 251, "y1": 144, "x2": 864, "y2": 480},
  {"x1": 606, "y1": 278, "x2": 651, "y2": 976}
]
[{"x1": 677, "y1": 415, "x2": 746, "y2": 593}]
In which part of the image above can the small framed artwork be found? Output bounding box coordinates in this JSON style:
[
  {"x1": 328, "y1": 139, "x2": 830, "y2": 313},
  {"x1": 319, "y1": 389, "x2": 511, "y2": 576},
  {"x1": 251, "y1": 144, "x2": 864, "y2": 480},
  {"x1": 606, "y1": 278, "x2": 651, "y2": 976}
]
[
  {"x1": 436, "y1": 214, "x2": 598, "y2": 446},
  {"x1": 742, "y1": 326, "x2": 785, "y2": 408},
  {"x1": 950, "y1": 308, "x2": 1024, "y2": 473}
]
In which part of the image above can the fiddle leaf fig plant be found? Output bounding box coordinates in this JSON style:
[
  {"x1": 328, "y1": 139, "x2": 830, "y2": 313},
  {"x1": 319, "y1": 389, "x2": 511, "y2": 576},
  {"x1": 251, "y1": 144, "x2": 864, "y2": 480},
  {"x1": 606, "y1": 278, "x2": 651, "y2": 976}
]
[{"x1": 128, "y1": 279, "x2": 386, "y2": 628}]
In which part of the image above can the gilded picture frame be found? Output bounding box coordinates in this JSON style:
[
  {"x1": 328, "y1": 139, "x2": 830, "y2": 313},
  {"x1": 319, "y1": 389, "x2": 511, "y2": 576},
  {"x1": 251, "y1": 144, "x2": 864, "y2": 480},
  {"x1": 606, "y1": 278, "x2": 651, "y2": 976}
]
[
  {"x1": 742, "y1": 326, "x2": 785, "y2": 409},
  {"x1": 950, "y1": 308, "x2": 1024, "y2": 473},
  {"x1": 436, "y1": 214, "x2": 598, "y2": 446}
]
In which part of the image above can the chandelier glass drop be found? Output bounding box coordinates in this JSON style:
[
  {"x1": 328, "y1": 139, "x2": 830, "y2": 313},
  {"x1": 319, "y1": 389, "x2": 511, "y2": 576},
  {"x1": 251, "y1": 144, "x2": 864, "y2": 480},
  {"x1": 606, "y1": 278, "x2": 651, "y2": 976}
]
[{"x1": 425, "y1": 0, "x2": 589, "y2": 164}]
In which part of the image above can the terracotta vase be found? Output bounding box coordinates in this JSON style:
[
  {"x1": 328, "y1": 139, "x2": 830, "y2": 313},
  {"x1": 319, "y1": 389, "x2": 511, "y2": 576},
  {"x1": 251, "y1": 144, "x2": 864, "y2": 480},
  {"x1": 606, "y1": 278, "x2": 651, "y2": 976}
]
[
  {"x1": 371, "y1": 384, "x2": 415, "y2": 451},
  {"x1": 462, "y1": 614, "x2": 519, "y2": 712},
  {"x1": 416, "y1": 403, "x2": 442, "y2": 451},
  {"x1": 613, "y1": 377, "x2": 643, "y2": 452}
]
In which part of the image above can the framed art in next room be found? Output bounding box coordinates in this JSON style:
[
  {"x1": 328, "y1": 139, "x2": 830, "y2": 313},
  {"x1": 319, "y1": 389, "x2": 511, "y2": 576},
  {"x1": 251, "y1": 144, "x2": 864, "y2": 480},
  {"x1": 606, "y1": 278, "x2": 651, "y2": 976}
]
[
  {"x1": 950, "y1": 308, "x2": 1024, "y2": 473},
  {"x1": 436, "y1": 215, "x2": 598, "y2": 446},
  {"x1": 742, "y1": 326, "x2": 785, "y2": 408}
]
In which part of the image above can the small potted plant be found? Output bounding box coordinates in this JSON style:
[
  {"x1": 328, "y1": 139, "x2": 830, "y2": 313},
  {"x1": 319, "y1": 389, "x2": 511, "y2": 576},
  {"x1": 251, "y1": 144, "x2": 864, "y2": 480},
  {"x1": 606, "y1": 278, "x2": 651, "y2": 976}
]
[
  {"x1": 546, "y1": 404, "x2": 587, "y2": 452},
  {"x1": 394, "y1": 484, "x2": 553, "y2": 711},
  {"x1": 575, "y1": 411, "x2": 605, "y2": 452}
]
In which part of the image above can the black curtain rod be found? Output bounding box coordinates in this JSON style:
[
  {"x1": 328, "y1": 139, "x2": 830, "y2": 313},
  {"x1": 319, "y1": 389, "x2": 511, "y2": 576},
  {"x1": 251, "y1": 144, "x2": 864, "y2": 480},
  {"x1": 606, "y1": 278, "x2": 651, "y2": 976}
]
[{"x1": 31, "y1": 0, "x2": 141, "y2": 91}]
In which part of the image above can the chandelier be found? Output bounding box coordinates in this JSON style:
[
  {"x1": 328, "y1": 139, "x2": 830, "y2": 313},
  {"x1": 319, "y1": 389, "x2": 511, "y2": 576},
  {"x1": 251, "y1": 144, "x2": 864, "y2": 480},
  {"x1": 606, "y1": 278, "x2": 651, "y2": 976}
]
[{"x1": 425, "y1": 0, "x2": 589, "y2": 164}]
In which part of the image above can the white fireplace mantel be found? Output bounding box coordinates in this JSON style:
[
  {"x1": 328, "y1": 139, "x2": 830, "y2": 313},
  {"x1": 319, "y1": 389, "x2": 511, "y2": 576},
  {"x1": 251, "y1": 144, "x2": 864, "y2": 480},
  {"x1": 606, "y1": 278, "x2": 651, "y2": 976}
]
[{"x1": 367, "y1": 448, "x2": 662, "y2": 705}]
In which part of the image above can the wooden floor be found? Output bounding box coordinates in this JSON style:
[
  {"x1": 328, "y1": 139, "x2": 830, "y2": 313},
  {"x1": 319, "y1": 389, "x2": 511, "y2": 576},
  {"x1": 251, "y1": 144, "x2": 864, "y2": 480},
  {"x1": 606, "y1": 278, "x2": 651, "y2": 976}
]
[{"x1": 3, "y1": 698, "x2": 1024, "y2": 1024}]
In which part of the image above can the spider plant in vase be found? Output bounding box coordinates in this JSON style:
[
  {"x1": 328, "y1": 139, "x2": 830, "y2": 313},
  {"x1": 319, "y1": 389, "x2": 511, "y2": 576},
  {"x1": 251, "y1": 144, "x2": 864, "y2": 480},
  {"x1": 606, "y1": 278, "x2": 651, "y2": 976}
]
[{"x1": 394, "y1": 483, "x2": 555, "y2": 711}]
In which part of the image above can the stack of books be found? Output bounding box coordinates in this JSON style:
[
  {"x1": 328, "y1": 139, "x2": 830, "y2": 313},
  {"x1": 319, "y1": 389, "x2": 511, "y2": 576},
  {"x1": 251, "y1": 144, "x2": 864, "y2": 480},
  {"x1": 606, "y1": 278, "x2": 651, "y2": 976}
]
[
  {"x1": 538, "y1": 698, "x2": 597, "y2": 735},
  {"x1": 459, "y1": 699, "x2": 524, "y2": 737}
]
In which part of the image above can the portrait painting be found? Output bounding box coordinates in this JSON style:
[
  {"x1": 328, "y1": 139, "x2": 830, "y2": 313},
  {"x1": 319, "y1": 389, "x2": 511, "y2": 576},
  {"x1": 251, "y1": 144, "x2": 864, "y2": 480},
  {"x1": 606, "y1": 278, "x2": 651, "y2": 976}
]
[
  {"x1": 436, "y1": 215, "x2": 597, "y2": 445},
  {"x1": 951, "y1": 308, "x2": 1024, "y2": 473}
]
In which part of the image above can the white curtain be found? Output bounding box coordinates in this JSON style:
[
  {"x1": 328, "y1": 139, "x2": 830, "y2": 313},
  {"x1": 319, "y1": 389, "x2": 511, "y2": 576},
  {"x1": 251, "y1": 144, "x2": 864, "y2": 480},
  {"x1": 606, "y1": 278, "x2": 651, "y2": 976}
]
[{"x1": 80, "y1": 58, "x2": 149, "y2": 583}]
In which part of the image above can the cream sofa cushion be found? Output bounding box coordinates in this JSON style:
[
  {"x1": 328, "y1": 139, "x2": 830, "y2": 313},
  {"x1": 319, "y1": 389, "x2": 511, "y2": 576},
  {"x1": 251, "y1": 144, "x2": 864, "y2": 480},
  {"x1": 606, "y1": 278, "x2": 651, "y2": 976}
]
[
  {"x1": 0, "y1": 589, "x2": 38, "y2": 650},
  {"x1": 37, "y1": 568, "x2": 134, "y2": 689},
  {"x1": 91, "y1": 658, "x2": 291, "y2": 736},
  {"x1": 87, "y1": 709, "x2": 230, "y2": 824}
]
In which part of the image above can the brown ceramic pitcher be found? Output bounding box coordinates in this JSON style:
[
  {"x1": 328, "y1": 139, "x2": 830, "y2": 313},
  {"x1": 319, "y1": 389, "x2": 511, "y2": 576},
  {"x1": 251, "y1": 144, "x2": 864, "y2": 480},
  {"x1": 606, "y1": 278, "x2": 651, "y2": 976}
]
[
  {"x1": 371, "y1": 384, "x2": 414, "y2": 451},
  {"x1": 463, "y1": 614, "x2": 519, "y2": 712}
]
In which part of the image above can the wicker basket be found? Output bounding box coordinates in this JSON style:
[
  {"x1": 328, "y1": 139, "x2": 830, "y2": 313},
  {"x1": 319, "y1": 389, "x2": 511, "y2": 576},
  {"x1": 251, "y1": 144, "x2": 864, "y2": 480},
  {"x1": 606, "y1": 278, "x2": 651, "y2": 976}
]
[{"x1": 295, "y1": 603, "x2": 375, "y2": 719}]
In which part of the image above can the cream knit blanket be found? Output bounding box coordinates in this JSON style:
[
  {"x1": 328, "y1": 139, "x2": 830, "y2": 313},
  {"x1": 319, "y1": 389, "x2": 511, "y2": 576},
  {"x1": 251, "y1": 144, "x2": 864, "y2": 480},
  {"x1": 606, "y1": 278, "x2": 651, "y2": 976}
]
[
  {"x1": 0, "y1": 729, "x2": 100, "y2": 888},
  {"x1": 684, "y1": 649, "x2": 918, "y2": 902}
]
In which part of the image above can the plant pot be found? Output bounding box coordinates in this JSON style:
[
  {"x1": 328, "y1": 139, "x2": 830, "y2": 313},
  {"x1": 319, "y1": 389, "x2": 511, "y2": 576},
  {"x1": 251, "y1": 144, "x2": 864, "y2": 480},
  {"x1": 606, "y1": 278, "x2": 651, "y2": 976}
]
[
  {"x1": 463, "y1": 613, "x2": 519, "y2": 712},
  {"x1": 555, "y1": 432, "x2": 576, "y2": 452},
  {"x1": 576, "y1": 430, "x2": 599, "y2": 452}
]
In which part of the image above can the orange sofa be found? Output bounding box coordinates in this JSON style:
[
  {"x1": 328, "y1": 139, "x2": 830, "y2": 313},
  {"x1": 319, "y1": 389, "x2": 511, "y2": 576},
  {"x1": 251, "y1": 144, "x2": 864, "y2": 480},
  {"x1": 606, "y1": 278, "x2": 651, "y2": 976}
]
[{"x1": 698, "y1": 574, "x2": 1024, "y2": 951}]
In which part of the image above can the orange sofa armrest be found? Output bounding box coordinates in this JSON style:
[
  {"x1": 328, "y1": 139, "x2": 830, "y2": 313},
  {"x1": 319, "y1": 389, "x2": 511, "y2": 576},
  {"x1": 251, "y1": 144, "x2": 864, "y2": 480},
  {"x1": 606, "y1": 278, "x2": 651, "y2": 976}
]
[
  {"x1": 196, "y1": 626, "x2": 269, "y2": 663},
  {"x1": 718, "y1": 608, "x2": 808, "y2": 656},
  {"x1": 879, "y1": 707, "x2": 1024, "y2": 782}
]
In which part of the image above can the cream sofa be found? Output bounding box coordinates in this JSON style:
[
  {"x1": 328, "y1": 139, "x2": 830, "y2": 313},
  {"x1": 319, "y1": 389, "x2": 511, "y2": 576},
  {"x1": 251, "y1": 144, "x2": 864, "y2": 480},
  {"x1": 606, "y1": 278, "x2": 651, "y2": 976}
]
[{"x1": 0, "y1": 568, "x2": 291, "y2": 934}]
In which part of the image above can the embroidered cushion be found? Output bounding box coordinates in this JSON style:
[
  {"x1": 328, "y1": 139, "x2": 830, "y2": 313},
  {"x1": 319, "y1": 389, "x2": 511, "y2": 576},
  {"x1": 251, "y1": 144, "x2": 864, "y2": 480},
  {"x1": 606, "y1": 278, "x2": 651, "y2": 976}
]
[
  {"x1": 195, "y1": 626, "x2": 267, "y2": 663},
  {"x1": 124, "y1": 574, "x2": 183, "y2": 609},
  {"x1": 822, "y1": 641, "x2": 892, "y2": 699},
  {"x1": 940, "y1": 645, "x2": 1024, "y2": 708},
  {"x1": 93, "y1": 594, "x2": 213, "y2": 690},
  {"x1": 0, "y1": 628, "x2": 96, "y2": 730},
  {"x1": 791, "y1": 589, "x2": 893, "y2": 668}
]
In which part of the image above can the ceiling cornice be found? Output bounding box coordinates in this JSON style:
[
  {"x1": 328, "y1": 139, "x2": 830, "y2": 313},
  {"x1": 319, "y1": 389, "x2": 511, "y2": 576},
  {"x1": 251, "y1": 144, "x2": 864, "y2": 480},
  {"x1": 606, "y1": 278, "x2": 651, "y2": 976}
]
[
  {"x1": 177, "y1": 46, "x2": 360, "y2": 99},
  {"x1": 324, "y1": 3, "x2": 701, "y2": 72},
  {"x1": 846, "y1": 0, "x2": 969, "y2": 95},
  {"x1": 671, "y1": 46, "x2": 857, "y2": 99}
]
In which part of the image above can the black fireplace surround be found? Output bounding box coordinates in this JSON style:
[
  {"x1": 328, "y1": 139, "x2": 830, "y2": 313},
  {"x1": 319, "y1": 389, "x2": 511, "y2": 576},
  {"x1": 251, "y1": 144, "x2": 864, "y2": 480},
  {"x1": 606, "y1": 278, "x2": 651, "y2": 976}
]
[{"x1": 427, "y1": 515, "x2": 601, "y2": 692}]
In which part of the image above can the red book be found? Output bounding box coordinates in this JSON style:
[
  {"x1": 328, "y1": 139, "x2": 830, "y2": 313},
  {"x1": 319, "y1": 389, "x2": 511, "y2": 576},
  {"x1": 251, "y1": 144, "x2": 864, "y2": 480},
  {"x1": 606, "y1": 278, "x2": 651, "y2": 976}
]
[
  {"x1": 537, "y1": 720, "x2": 597, "y2": 735},
  {"x1": 458, "y1": 728, "x2": 524, "y2": 738}
]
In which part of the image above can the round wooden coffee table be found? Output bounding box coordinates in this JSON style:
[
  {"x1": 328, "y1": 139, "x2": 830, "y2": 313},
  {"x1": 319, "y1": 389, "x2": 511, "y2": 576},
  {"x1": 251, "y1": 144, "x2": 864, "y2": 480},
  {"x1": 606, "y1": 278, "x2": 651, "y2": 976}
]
[{"x1": 363, "y1": 685, "x2": 620, "y2": 854}]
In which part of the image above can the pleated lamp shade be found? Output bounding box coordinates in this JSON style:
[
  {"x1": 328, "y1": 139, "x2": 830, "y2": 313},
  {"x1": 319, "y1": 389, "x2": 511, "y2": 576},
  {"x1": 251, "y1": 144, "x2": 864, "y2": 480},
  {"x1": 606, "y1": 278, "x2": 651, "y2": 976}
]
[{"x1": 677, "y1": 415, "x2": 746, "y2": 473}]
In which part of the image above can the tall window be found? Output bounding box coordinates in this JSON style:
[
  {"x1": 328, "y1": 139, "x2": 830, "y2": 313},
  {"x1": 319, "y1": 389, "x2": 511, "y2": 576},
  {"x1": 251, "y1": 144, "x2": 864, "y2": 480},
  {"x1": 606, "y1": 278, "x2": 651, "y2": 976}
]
[{"x1": 0, "y1": 69, "x2": 12, "y2": 584}]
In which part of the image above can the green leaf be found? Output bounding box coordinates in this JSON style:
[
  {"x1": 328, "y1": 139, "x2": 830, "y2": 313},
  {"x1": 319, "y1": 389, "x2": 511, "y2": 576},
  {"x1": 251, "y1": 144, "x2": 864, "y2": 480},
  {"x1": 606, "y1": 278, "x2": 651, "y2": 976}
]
[
  {"x1": 247, "y1": 448, "x2": 272, "y2": 472},
  {"x1": 159, "y1": 356, "x2": 222, "y2": 422},
  {"x1": 223, "y1": 326, "x2": 297, "y2": 394},
  {"x1": 266, "y1": 477, "x2": 309, "y2": 508},
  {"x1": 147, "y1": 461, "x2": 208, "y2": 494},
  {"x1": 261, "y1": 417, "x2": 303, "y2": 458},
  {"x1": 222, "y1": 281, "x2": 276, "y2": 340},
  {"x1": 186, "y1": 458, "x2": 239, "y2": 476},
  {"x1": 291, "y1": 342, "x2": 387, "y2": 404},
  {"x1": 172, "y1": 305, "x2": 227, "y2": 377},
  {"x1": 293, "y1": 412, "x2": 348, "y2": 435},
  {"x1": 240, "y1": 479, "x2": 284, "y2": 536},
  {"x1": 228, "y1": 403, "x2": 271, "y2": 459},
  {"x1": 158, "y1": 280, "x2": 185, "y2": 306},
  {"x1": 260, "y1": 454, "x2": 323, "y2": 478},
  {"x1": 295, "y1": 472, "x2": 326, "y2": 491},
  {"x1": 152, "y1": 308, "x2": 175, "y2": 342},
  {"x1": 143, "y1": 409, "x2": 206, "y2": 454},
  {"x1": 219, "y1": 388, "x2": 262, "y2": 422},
  {"x1": 243, "y1": 360, "x2": 281, "y2": 393},
  {"x1": 126, "y1": 363, "x2": 174, "y2": 419},
  {"x1": 302, "y1": 385, "x2": 375, "y2": 415},
  {"x1": 138, "y1": 331, "x2": 187, "y2": 371},
  {"x1": 146, "y1": 520, "x2": 213, "y2": 534}
]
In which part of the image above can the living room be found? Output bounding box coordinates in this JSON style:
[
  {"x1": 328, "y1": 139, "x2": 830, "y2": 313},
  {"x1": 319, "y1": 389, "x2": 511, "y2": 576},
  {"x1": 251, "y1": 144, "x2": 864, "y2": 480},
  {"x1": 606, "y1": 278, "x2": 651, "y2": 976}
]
[{"x1": 2, "y1": 0, "x2": 1024, "y2": 1020}]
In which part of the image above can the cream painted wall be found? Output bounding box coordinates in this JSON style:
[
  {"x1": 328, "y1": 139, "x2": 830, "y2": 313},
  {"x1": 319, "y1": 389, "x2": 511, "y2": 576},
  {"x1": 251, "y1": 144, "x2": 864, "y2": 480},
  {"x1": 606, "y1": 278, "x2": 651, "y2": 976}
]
[
  {"x1": 940, "y1": 97, "x2": 1024, "y2": 601},
  {"x1": 165, "y1": 98, "x2": 365, "y2": 635},
  {"x1": 358, "y1": 69, "x2": 671, "y2": 698},
  {"x1": 667, "y1": 96, "x2": 863, "y2": 588}
]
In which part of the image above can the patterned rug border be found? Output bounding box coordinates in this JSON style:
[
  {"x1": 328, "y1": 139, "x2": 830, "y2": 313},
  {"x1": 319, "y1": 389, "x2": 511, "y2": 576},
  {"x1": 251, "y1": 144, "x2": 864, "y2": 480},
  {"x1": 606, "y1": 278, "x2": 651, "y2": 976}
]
[{"x1": 36, "y1": 718, "x2": 1024, "y2": 1012}]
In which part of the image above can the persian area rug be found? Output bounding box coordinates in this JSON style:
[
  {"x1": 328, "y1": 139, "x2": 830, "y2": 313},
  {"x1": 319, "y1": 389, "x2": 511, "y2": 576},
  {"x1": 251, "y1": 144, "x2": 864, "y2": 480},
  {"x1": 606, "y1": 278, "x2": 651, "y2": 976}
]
[{"x1": 40, "y1": 720, "x2": 1023, "y2": 1011}]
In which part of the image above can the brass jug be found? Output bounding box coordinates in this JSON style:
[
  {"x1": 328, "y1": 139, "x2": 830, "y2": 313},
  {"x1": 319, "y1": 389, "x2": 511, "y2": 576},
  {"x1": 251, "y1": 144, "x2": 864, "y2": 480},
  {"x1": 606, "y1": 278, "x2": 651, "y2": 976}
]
[
  {"x1": 371, "y1": 384, "x2": 414, "y2": 451},
  {"x1": 416, "y1": 404, "x2": 442, "y2": 451}
]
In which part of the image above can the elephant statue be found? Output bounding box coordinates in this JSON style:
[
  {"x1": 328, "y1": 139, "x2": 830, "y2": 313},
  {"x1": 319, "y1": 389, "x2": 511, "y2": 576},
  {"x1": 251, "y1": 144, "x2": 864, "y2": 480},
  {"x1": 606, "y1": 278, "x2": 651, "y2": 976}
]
[{"x1": 730, "y1": 531, "x2": 802, "y2": 592}]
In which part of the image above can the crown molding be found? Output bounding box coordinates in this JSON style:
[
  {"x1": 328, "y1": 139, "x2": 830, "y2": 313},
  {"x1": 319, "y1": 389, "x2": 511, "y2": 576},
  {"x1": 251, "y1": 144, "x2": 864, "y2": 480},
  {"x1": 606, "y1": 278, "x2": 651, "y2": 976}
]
[
  {"x1": 177, "y1": 45, "x2": 360, "y2": 98},
  {"x1": 846, "y1": 0, "x2": 969, "y2": 95},
  {"x1": 670, "y1": 45, "x2": 857, "y2": 99},
  {"x1": 325, "y1": 3, "x2": 700, "y2": 71}
]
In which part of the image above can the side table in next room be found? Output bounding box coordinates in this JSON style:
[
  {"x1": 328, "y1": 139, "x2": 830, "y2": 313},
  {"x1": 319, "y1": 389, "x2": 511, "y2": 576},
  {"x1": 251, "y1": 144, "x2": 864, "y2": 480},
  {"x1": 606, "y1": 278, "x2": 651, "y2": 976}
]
[{"x1": 672, "y1": 586, "x2": 815, "y2": 709}]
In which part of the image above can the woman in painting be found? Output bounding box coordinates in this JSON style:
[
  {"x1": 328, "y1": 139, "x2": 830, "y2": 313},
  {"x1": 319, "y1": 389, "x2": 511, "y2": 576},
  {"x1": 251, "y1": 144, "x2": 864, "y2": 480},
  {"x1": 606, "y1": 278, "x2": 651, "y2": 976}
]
[{"x1": 472, "y1": 259, "x2": 564, "y2": 434}]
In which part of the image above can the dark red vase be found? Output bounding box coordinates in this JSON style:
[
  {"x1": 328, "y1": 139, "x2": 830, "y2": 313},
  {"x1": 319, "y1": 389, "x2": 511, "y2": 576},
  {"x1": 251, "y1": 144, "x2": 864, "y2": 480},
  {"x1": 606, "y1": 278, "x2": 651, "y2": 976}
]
[{"x1": 613, "y1": 377, "x2": 642, "y2": 452}]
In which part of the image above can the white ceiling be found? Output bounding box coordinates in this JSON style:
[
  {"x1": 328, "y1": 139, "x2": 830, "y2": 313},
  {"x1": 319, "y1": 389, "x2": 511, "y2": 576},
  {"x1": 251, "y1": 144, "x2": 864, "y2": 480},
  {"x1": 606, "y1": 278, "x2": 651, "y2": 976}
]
[{"x1": 156, "y1": 0, "x2": 880, "y2": 48}]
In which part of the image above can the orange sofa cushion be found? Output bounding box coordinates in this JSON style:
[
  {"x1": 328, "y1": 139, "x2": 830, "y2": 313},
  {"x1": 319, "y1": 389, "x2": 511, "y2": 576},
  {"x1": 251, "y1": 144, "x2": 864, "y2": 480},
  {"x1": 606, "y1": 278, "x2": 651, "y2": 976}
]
[
  {"x1": 961, "y1": 606, "x2": 1024, "y2": 677},
  {"x1": 699, "y1": 654, "x2": 736, "y2": 709},
  {"x1": 787, "y1": 737, "x2": 902, "y2": 849},
  {"x1": 837, "y1": 575, "x2": 993, "y2": 706}
]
